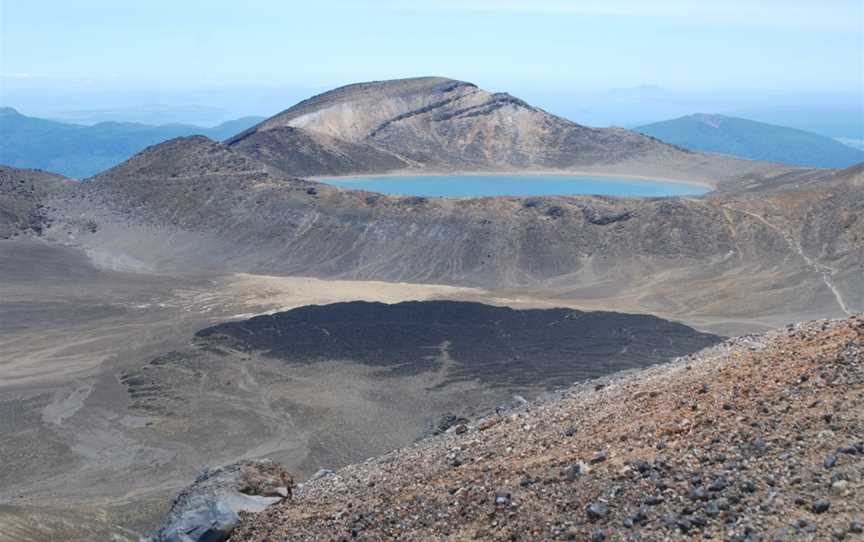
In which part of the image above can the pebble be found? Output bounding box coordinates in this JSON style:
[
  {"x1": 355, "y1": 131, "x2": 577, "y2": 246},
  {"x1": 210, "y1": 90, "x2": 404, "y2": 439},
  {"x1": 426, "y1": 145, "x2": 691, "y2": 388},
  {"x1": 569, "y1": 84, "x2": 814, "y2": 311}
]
[
  {"x1": 586, "y1": 502, "x2": 609, "y2": 521},
  {"x1": 590, "y1": 451, "x2": 607, "y2": 464},
  {"x1": 708, "y1": 476, "x2": 728, "y2": 492},
  {"x1": 811, "y1": 500, "x2": 830, "y2": 514},
  {"x1": 494, "y1": 492, "x2": 511, "y2": 506},
  {"x1": 688, "y1": 487, "x2": 708, "y2": 501},
  {"x1": 565, "y1": 463, "x2": 585, "y2": 481},
  {"x1": 832, "y1": 480, "x2": 848, "y2": 494}
]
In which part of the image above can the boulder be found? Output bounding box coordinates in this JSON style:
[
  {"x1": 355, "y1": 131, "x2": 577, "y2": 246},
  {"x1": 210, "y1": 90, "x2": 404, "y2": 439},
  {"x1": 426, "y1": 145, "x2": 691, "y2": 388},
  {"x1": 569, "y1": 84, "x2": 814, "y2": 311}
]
[{"x1": 148, "y1": 460, "x2": 293, "y2": 542}]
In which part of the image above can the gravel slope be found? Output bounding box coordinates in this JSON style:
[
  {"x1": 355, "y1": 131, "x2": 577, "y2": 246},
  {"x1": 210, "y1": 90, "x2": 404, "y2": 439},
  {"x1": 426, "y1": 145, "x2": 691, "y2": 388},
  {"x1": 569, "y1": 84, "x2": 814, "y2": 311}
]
[{"x1": 233, "y1": 316, "x2": 864, "y2": 541}]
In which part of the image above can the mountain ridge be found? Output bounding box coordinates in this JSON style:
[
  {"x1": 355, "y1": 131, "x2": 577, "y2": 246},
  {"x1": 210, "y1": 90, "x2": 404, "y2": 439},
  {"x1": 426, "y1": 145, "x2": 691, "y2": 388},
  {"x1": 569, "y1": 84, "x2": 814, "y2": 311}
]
[
  {"x1": 0, "y1": 107, "x2": 265, "y2": 178},
  {"x1": 225, "y1": 77, "x2": 789, "y2": 185},
  {"x1": 636, "y1": 113, "x2": 864, "y2": 168}
]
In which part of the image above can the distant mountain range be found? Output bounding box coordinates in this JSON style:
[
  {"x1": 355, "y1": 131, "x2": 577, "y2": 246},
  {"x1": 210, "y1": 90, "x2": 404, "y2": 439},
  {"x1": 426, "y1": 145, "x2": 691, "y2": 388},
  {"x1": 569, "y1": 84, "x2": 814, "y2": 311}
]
[
  {"x1": 47, "y1": 104, "x2": 230, "y2": 126},
  {"x1": 636, "y1": 113, "x2": 864, "y2": 168},
  {"x1": 4, "y1": 96, "x2": 862, "y2": 179},
  {"x1": 0, "y1": 107, "x2": 264, "y2": 178}
]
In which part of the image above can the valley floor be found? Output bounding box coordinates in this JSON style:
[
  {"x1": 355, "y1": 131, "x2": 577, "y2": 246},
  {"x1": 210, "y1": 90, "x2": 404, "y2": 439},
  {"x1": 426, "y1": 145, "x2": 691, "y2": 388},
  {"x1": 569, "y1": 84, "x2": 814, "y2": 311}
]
[{"x1": 0, "y1": 239, "x2": 853, "y2": 541}]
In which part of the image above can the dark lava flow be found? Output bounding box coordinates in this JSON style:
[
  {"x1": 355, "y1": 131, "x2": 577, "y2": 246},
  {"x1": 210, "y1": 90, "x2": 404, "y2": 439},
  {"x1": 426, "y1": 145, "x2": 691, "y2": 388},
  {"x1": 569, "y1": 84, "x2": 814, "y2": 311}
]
[{"x1": 196, "y1": 301, "x2": 721, "y2": 388}]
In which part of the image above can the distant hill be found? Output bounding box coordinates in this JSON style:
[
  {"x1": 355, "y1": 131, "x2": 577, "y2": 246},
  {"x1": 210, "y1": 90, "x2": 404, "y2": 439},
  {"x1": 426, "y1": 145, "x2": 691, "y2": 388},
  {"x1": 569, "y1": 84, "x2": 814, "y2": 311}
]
[
  {"x1": 0, "y1": 107, "x2": 264, "y2": 178},
  {"x1": 635, "y1": 113, "x2": 864, "y2": 168}
]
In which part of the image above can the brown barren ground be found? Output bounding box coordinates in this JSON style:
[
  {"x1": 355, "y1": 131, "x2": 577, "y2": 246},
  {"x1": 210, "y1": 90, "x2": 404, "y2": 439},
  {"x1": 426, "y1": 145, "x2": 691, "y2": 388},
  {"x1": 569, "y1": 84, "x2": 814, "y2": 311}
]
[{"x1": 234, "y1": 316, "x2": 864, "y2": 541}]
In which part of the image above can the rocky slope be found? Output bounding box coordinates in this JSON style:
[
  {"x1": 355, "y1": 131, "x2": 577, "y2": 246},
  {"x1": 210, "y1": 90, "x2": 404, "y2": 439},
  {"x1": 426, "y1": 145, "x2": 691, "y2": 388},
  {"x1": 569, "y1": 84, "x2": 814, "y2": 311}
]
[
  {"x1": 0, "y1": 166, "x2": 71, "y2": 239},
  {"x1": 232, "y1": 316, "x2": 864, "y2": 541},
  {"x1": 727, "y1": 164, "x2": 864, "y2": 313},
  {"x1": 14, "y1": 79, "x2": 856, "y2": 324},
  {"x1": 38, "y1": 135, "x2": 862, "y2": 326},
  {"x1": 226, "y1": 77, "x2": 785, "y2": 185}
]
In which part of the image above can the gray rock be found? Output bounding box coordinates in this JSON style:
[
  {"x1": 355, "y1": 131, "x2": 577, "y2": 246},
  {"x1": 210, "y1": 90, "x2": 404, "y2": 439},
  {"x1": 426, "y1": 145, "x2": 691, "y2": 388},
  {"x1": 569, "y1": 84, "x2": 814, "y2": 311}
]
[
  {"x1": 565, "y1": 462, "x2": 587, "y2": 481},
  {"x1": 586, "y1": 502, "x2": 609, "y2": 521},
  {"x1": 709, "y1": 475, "x2": 728, "y2": 491},
  {"x1": 494, "y1": 492, "x2": 512, "y2": 506},
  {"x1": 148, "y1": 460, "x2": 292, "y2": 542},
  {"x1": 310, "y1": 468, "x2": 336, "y2": 481},
  {"x1": 420, "y1": 412, "x2": 469, "y2": 439},
  {"x1": 812, "y1": 499, "x2": 831, "y2": 514},
  {"x1": 590, "y1": 451, "x2": 608, "y2": 464}
]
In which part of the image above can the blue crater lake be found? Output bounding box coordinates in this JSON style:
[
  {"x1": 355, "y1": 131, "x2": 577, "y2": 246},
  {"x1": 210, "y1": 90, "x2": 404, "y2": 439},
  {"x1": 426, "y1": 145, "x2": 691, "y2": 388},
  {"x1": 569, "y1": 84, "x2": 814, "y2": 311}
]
[{"x1": 323, "y1": 174, "x2": 709, "y2": 198}]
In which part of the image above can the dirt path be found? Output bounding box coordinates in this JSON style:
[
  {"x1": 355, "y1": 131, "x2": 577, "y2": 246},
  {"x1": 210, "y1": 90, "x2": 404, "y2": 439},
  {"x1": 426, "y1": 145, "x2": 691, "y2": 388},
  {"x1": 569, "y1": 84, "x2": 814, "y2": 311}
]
[{"x1": 726, "y1": 205, "x2": 853, "y2": 316}]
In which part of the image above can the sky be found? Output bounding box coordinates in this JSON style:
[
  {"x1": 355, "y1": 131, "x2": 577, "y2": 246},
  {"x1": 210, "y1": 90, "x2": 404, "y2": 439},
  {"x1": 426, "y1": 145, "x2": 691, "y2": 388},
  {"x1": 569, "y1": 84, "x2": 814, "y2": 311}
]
[{"x1": 1, "y1": 0, "x2": 862, "y2": 133}]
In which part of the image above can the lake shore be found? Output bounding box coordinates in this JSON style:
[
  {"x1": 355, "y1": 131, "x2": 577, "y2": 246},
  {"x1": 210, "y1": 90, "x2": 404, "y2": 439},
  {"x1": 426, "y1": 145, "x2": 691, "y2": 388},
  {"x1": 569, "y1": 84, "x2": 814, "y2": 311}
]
[
  {"x1": 312, "y1": 171, "x2": 712, "y2": 198},
  {"x1": 310, "y1": 169, "x2": 716, "y2": 191}
]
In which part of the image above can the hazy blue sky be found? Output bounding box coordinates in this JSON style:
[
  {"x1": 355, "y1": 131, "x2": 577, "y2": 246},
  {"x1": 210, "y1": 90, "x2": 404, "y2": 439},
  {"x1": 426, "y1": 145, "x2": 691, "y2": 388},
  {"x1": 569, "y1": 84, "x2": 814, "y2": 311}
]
[{"x1": 1, "y1": 0, "x2": 862, "y2": 133}]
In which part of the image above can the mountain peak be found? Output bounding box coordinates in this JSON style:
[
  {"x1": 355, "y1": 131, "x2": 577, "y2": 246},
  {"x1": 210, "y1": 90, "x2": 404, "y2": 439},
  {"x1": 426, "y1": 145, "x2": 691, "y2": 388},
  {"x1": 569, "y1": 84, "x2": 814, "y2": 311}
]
[
  {"x1": 688, "y1": 113, "x2": 729, "y2": 128},
  {"x1": 226, "y1": 77, "x2": 691, "y2": 178},
  {"x1": 0, "y1": 106, "x2": 21, "y2": 117},
  {"x1": 327, "y1": 76, "x2": 476, "y2": 94},
  {"x1": 237, "y1": 76, "x2": 483, "y2": 143}
]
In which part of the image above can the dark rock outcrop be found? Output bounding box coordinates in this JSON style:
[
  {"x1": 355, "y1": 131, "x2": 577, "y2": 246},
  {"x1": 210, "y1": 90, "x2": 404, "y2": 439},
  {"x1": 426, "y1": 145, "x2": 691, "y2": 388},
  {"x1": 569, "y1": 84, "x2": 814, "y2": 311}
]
[
  {"x1": 148, "y1": 460, "x2": 292, "y2": 542},
  {"x1": 195, "y1": 300, "x2": 722, "y2": 388}
]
